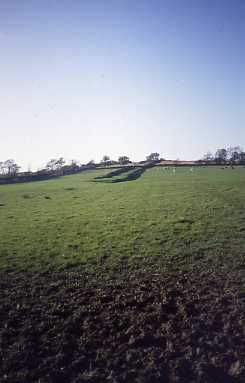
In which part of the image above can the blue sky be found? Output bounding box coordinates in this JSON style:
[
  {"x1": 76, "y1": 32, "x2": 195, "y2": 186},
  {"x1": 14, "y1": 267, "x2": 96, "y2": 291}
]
[{"x1": 0, "y1": 0, "x2": 244, "y2": 170}]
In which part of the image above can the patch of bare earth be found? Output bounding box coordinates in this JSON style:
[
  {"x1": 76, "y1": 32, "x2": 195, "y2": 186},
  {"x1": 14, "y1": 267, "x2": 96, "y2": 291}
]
[{"x1": 1, "y1": 262, "x2": 245, "y2": 383}]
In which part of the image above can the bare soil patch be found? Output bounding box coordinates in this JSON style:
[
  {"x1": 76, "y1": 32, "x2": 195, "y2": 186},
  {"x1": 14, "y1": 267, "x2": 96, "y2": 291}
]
[{"x1": 1, "y1": 263, "x2": 245, "y2": 383}]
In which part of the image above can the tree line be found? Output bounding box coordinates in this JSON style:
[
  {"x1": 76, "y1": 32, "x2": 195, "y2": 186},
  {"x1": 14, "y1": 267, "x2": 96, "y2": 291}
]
[
  {"x1": 0, "y1": 148, "x2": 245, "y2": 179},
  {"x1": 0, "y1": 153, "x2": 163, "y2": 176},
  {"x1": 201, "y1": 146, "x2": 245, "y2": 164}
]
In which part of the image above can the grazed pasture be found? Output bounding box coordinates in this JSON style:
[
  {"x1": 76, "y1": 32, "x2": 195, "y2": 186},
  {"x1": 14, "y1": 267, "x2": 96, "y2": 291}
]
[{"x1": 1, "y1": 167, "x2": 245, "y2": 382}]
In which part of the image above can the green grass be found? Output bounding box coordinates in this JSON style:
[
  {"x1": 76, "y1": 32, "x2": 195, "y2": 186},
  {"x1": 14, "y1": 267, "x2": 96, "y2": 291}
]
[{"x1": 1, "y1": 166, "x2": 245, "y2": 272}]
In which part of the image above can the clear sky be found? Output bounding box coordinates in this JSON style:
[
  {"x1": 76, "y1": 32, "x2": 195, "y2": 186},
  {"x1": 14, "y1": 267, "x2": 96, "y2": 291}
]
[{"x1": 0, "y1": 0, "x2": 244, "y2": 170}]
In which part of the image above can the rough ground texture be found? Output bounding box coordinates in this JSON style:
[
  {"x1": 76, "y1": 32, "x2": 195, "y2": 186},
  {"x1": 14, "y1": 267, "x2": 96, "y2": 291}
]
[{"x1": 1, "y1": 261, "x2": 245, "y2": 383}]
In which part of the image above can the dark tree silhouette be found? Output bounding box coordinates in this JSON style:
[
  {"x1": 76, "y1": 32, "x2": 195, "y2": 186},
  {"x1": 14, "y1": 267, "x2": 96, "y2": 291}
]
[
  {"x1": 46, "y1": 158, "x2": 66, "y2": 172},
  {"x1": 118, "y1": 156, "x2": 130, "y2": 165},
  {"x1": 215, "y1": 149, "x2": 228, "y2": 163},
  {"x1": 1, "y1": 159, "x2": 20, "y2": 175},
  {"x1": 146, "y1": 153, "x2": 160, "y2": 162}
]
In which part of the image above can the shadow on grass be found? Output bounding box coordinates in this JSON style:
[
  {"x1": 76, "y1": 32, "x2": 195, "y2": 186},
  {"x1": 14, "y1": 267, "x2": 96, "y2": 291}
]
[
  {"x1": 112, "y1": 167, "x2": 147, "y2": 183},
  {"x1": 95, "y1": 167, "x2": 133, "y2": 180},
  {"x1": 94, "y1": 167, "x2": 147, "y2": 183}
]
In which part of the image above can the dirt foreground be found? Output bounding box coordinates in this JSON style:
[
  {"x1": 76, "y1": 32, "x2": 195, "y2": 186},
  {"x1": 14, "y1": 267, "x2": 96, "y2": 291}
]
[{"x1": 1, "y1": 261, "x2": 245, "y2": 383}]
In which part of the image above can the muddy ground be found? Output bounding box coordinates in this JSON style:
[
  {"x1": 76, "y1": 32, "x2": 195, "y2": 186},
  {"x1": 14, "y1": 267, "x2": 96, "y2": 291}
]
[{"x1": 1, "y1": 260, "x2": 245, "y2": 383}]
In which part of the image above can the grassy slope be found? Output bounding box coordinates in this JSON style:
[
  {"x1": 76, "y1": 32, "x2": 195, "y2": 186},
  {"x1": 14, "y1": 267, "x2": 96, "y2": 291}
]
[{"x1": 0, "y1": 166, "x2": 245, "y2": 271}]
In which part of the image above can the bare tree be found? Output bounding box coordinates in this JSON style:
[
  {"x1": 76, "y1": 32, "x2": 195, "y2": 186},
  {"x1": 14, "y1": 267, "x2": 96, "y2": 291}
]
[
  {"x1": 46, "y1": 157, "x2": 66, "y2": 172},
  {"x1": 215, "y1": 149, "x2": 228, "y2": 164},
  {"x1": 227, "y1": 146, "x2": 243, "y2": 164},
  {"x1": 118, "y1": 156, "x2": 130, "y2": 165},
  {"x1": 0, "y1": 162, "x2": 5, "y2": 175},
  {"x1": 55, "y1": 157, "x2": 66, "y2": 170},
  {"x1": 46, "y1": 159, "x2": 57, "y2": 172},
  {"x1": 146, "y1": 153, "x2": 160, "y2": 162},
  {"x1": 69, "y1": 159, "x2": 80, "y2": 168},
  {"x1": 2, "y1": 159, "x2": 20, "y2": 175},
  {"x1": 101, "y1": 155, "x2": 110, "y2": 164}
]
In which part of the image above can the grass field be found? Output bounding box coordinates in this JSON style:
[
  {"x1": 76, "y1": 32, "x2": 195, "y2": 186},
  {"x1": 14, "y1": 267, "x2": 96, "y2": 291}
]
[
  {"x1": 1, "y1": 166, "x2": 245, "y2": 382},
  {"x1": 1, "y1": 166, "x2": 245, "y2": 270}
]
